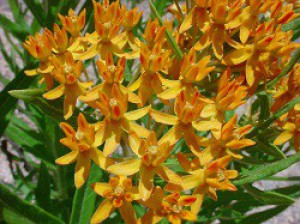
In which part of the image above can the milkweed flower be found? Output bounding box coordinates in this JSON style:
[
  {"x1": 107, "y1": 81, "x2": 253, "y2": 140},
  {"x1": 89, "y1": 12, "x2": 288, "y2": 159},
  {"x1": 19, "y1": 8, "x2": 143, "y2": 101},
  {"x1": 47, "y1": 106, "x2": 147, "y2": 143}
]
[
  {"x1": 56, "y1": 113, "x2": 113, "y2": 188},
  {"x1": 107, "y1": 132, "x2": 180, "y2": 201},
  {"x1": 165, "y1": 156, "x2": 238, "y2": 213},
  {"x1": 93, "y1": 85, "x2": 150, "y2": 156},
  {"x1": 91, "y1": 176, "x2": 139, "y2": 224},
  {"x1": 42, "y1": 52, "x2": 93, "y2": 119},
  {"x1": 139, "y1": 187, "x2": 197, "y2": 224},
  {"x1": 151, "y1": 90, "x2": 218, "y2": 156}
]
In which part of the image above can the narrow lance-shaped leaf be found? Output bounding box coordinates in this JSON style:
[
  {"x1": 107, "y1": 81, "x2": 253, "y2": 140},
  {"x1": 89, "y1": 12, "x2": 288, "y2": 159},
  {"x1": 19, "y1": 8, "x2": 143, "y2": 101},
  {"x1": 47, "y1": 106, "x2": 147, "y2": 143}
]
[
  {"x1": 247, "y1": 97, "x2": 300, "y2": 138},
  {"x1": 69, "y1": 164, "x2": 102, "y2": 224},
  {"x1": 234, "y1": 152, "x2": 300, "y2": 186},
  {"x1": 35, "y1": 162, "x2": 51, "y2": 211},
  {"x1": 243, "y1": 185, "x2": 294, "y2": 205},
  {"x1": 0, "y1": 183, "x2": 64, "y2": 224}
]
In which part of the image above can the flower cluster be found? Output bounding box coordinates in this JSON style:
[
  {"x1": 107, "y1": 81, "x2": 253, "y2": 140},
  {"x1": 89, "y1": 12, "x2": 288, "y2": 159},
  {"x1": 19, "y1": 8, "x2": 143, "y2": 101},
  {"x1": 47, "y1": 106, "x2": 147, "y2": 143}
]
[{"x1": 23, "y1": 0, "x2": 300, "y2": 223}]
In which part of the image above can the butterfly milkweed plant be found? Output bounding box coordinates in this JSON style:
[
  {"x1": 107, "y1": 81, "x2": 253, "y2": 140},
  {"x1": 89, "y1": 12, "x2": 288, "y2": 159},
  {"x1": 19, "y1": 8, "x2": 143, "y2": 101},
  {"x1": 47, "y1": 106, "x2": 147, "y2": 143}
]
[{"x1": 1, "y1": 0, "x2": 300, "y2": 223}]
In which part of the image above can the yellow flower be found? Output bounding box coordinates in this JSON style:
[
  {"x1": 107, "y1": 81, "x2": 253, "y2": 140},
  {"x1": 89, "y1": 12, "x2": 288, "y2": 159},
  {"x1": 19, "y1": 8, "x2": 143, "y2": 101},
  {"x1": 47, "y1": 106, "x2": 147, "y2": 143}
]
[
  {"x1": 43, "y1": 52, "x2": 93, "y2": 119},
  {"x1": 222, "y1": 20, "x2": 297, "y2": 86},
  {"x1": 274, "y1": 109, "x2": 300, "y2": 151},
  {"x1": 129, "y1": 42, "x2": 170, "y2": 105},
  {"x1": 271, "y1": 64, "x2": 300, "y2": 112},
  {"x1": 151, "y1": 90, "x2": 218, "y2": 156},
  {"x1": 193, "y1": 0, "x2": 242, "y2": 59},
  {"x1": 204, "y1": 68, "x2": 248, "y2": 122},
  {"x1": 93, "y1": 84, "x2": 150, "y2": 156},
  {"x1": 55, "y1": 113, "x2": 113, "y2": 188},
  {"x1": 79, "y1": 0, "x2": 127, "y2": 60},
  {"x1": 139, "y1": 187, "x2": 197, "y2": 224},
  {"x1": 121, "y1": 5, "x2": 143, "y2": 51},
  {"x1": 79, "y1": 53, "x2": 141, "y2": 105},
  {"x1": 107, "y1": 132, "x2": 180, "y2": 201},
  {"x1": 58, "y1": 9, "x2": 86, "y2": 37},
  {"x1": 143, "y1": 19, "x2": 167, "y2": 49},
  {"x1": 91, "y1": 176, "x2": 139, "y2": 224},
  {"x1": 159, "y1": 49, "x2": 214, "y2": 100},
  {"x1": 200, "y1": 114, "x2": 255, "y2": 164},
  {"x1": 23, "y1": 30, "x2": 55, "y2": 90},
  {"x1": 165, "y1": 156, "x2": 237, "y2": 213}
]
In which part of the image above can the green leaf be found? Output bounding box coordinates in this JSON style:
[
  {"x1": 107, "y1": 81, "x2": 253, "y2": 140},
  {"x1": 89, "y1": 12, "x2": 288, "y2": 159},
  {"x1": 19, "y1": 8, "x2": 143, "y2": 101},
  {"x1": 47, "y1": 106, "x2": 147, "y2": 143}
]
[
  {"x1": 247, "y1": 97, "x2": 300, "y2": 138},
  {"x1": 5, "y1": 116, "x2": 56, "y2": 168},
  {"x1": 23, "y1": 0, "x2": 47, "y2": 27},
  {"x1": 9, "y1": 88, "x2": 96, "y2": 127},
  {"x1": 0, "y1": 69, "x2": 35, "y2": 136},
  {"x1": 0, "y1": 183, "x2": 64, "y2": 224},
  {"x1": 238, "y1": 206, "x2": 288, "y2": 224},
  {"x1": 257, "y1": 93, "x2": 270, "y2": 121},
  {"x1": 234, "y1": 152, "x2": 300, "y2": 186},
  {"x1": 35, "y1": 162, "x2": 51, "y2": 210},
  {"x1": 0, "y1": 14, "x2": 28, "y2": 41},
  {"x1": 69, "y1": 164, "x2": 102, "y2": 224},
  {"x1": 282, "y1": 18, "x2": 300, "y2": 31},
  {"x1": 266, "y1": 48, "x2": 300, "y2": 89},
  {"x1": 243, "y1": 185, "x2": 294, "y2": 205},
  {"x1": 256, "y1": 140, "x2": 286, "y2": 159},
  {"x1": 7, "y1": 0, "x2": 30, "y2": 31},
  {"x1": 149, "y1": 0, "x2": 183, "y2": 60},
  {"x1": 1, "y1": 206, "x2": 35, "y2": 224}
]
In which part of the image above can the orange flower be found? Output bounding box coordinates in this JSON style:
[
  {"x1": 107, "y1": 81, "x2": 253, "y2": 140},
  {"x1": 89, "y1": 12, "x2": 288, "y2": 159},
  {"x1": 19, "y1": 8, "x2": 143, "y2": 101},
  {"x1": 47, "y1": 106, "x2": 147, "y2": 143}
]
[
  {"x1": 58, "y1": 9, "x2": 86, "y2": 37},
  {"x1": 79, "y1": 53, "x2": 140, "y2": 105},
  {"x1": 91, "y1": 176, "x2": 139, "y2": 224},
  {"x1": 43, "y1": 52, "x2": 93, "y2": 119},
  {"x1": 159, "y1": 49, "x2": 214, "y2": 100},
  {"x1": 151, "y1": 90, "x2": 218, "y2": 156},
  {"x1": 56, "y1": 113, "x2": 113, "y2": 188},
  {"x1": 165, "y1": 156, "x2": 237, "y2": 213},
  {"x1": 93, "y1": 85, "x2": 150, "y2": 156},
  {"x1": 23, "y1": 30, "x2": 55, "y2": 90},
  {"x1": 274, "y1": 109, "x2": 300, "y2": 151},
  {"x1": 107, "y1": 132, "x2": 180, "y2": 201},
  {"x1": 79, "y1": 0, "x2": 127, "y2": 60},
  {"x1": 129, "y1": 42, "x2": 170, "y2": 105},
  {"x1": 139, "y1": 187, "x2": 197, "y2": 224},
  {"x1": 200, "y1": 114, "x2": 255, "y2": 164}
]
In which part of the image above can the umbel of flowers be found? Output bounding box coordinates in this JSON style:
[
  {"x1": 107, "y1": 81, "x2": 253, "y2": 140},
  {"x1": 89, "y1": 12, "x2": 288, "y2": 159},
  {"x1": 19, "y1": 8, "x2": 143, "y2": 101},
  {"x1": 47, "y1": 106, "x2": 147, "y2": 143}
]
[{"x1": 23, "y1": 0, "x2": 300, "y2": 223}]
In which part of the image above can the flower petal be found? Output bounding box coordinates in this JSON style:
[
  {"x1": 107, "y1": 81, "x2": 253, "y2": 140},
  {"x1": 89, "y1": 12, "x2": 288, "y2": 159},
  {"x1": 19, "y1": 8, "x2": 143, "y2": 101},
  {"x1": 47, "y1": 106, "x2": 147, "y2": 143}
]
[
  {"x1": 119, "y1": 201, "x2": 137, "y2": 224},
  {"x1": 55, "y1": 150, "x2": 79, "y2": 165},
  {"x1": 124, "y1": 106, "x2": 150, "y2": 121},
  {"x1": 274, "y1": 131, "x2": 294, "y2": 146},
  {"x1": 74, "y1": 153, "x2": 91, "y2": 188},
  {"x1": 150, "y1": 109, "x2": 178, "y2": 125},
  {"x1": 90, "y1": 199, "x2": 114, "y2": 224},
  {"x1": 107, "y1": 159, "x2": 141, "y2": 176},
  {"x1": 43, "y1": 84, "x2": 65, "y2": 100}
]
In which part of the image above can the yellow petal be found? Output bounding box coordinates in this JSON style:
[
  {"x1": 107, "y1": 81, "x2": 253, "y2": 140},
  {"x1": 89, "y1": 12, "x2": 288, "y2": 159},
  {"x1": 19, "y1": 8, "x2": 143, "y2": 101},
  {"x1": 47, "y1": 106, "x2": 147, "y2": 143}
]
[
  {"x1": 158, "y1": 126, "x2": 180, "y2": 146},
  {"x1": 128, "y1": 132, "x2": 141, "y2": 156},
  {"x1": 25, "y1": 69, "x2": 38, "y2": 76},
  {"x1": 55, "y1": 150, "x2": 79, "y2": 165},
  {"x1": 156, "y1": 165, "x2": 181, "y2": 184},
  {"x1": 124, "y1": 106, "x2": 150, "y2": 121},
  {"x1": 107, "y1": 159, "x2": 141, "y2": 176},
  {"x1": 158, "y1": 87, "x2": 181, "y2": 100},
  {"x1": 130, "y1": 122, "x2": 150, "y2": 138},
  {"x1": 192, "y1": 120, "x2": 220, "y2": 132},
  {"x1": 90, "y1": 199, "x2": 114, "y2": 224},
  {"x1": 150, "y1": 109, "x2": 178, "y2": 125},
  {"x1": 103, "y1": 134, "x2": 119, "y2": 156},
  {"x1": 179, "y1": 9, "x2": 194, "y2": 33},
  {"x1": 246, "y1": 58, "x2": 255, "y2": 86},
  {"x1": 119, "y1": 201, "x2": 137, "y2": 224},
  {"x1": 139, "y1": 166, "x2": 155, "y2": 201},
  {"x1": 92, "y1": 182, "x2": 112, "y2": 197},
  {"x1": 43, "y1": 84, "x2": 65, "y2": 100},
  {"x1": 74, "y1": 153, "x2": 91, "y2": 188},
  {"x1": 222, "y1": 47, "x2": 253, "y2": 65},
  {"x1": 90, "y1": 148, "x2": 113, "y2": 169},
  {"x1": 180, "y1": 210, "x2": 197, "y2": 221},
  {"x1": 226, "y1": 139, "x2": 256, "y2": 149},
  {"x1": 274, "y1": 131, "x2": 294, "y2": 146}
]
